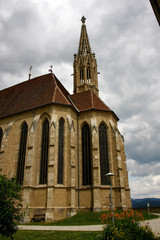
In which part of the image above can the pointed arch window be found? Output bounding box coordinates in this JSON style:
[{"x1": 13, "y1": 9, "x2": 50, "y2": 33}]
[
  {"x1": 80, "y1": 68, "x2": 84, "y2": 83},
  {"x1": 99, "y1": 123, "x2": 109, "y2": 185},
  {"x1": 17, "y1": 122, "x2": 28, "y2": 185},
  {"x1": 0, "y1": 127, "x2": 3, "y2": 150},
  {"x1": 87, "y1": 68, "x2": 91, "y2": 82},
  {"x1": 39, "y1": 119, "x2": 49, "y2": 184},
  {"x1": 82, "y1": 123, "x2": 92, "y2": 185},
  {"x1": 57, "y1": 118, "x2": 64, "y2": 184}
]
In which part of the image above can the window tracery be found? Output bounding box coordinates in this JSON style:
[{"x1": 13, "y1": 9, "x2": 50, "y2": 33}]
[
  {"x1": 57, "y1": 118, "x2": 64, "y2": 184},
  {"x1": 39, "y1": 119, "x2": 49, "y2": 184},
  {"x1": 99, "y1": 123, "x2": 109, "y2": 185},
  {"x1": 82, "y1": 123, "x2": 92, "y2": 185},
  {"x1": 17, "y1": 122, "x2": 28, "y2": 185}
]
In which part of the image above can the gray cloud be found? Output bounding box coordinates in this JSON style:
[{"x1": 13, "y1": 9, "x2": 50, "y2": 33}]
[{"x1": 128, "y1": 159, "x2": 160, "y2": 177}]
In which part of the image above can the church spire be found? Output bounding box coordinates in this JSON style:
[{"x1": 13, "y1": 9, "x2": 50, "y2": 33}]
[
  {"x1": 73, "y1": 16, "x2": 99, "y2": 96},
  {"x1": 78, "y1": 16, "x2": 91, "y2": 55}
]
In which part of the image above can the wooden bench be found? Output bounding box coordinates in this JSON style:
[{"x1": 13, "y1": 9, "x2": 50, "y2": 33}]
[{"x1": 32, "y1": 214, "x2": 45, "y2": 222}]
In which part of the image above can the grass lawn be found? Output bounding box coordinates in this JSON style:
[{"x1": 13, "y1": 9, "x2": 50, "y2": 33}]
[
  {"x1": 24, "y1": 211, "x2": 103, "y2": 226},
  {"x1": 22, "y1": 210, "x2": 159, "y2": 226},
  {"x1": 0, "y1": 231, "x2": 103, "y2": 240},
  {"x1": 141, "y1": 211, "x2": 159, "y2": 220},
  {"x1": 0, "y1": 210, "x2": 159, "y2": 240}
]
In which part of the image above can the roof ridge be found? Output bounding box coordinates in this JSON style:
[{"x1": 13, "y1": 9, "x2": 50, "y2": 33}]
[
  {"x1": 52, "y1": 74, "x2": 57, "y2": 102},
  {"x1": 55, "y1": 82, "x2": 70, "y2": 105},
  {"x1": 92, "y1": 91, "x2": 112, "y2": 111},
  {"x1": 54, "y1": 74, "x2": 70, "y2": 96},
  {"x1": 91, "y1": 90, "x2": 94, "y2": 108},
  {"x1": 68, "y1": 95, "x2": 80, "y2": 112}
]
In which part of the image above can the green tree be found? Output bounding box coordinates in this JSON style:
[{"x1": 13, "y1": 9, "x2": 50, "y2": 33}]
[{"x1": 0, "y1": 173, "x2": 22, "y2": 239}]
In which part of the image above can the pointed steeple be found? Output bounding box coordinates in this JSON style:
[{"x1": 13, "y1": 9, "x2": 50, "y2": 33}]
[
  {"x1": 73, "y1": 17, "x2": 99, "y2": 96},
  {"x1": 78, "y1": 16, "x2": 91, "y2": 55}
]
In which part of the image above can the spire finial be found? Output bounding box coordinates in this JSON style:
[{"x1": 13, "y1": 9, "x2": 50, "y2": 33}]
[
  {"x1": 81, "y1": 16, "x2": 86, "y2": 24},
  {"x1": 48, "y1": 65, "x2": 53, "y2": 73},
  {"x1": 29, "y1": 66, "x2": 32, "y2": 80}
]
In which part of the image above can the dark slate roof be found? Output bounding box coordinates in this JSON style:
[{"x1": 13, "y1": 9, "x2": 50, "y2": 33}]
[
  {"x1": 150, "y1": 0, "x2": 160, "y2": 26},
  {"x1": 0, "y1": 73, "x2": 72, "y2": 118},
  {"x1": 70, "y1": 90, "x2": 119, "y2": 120},
  {"x1": 0, "y1": 73, "x2": 118, "y2": 120}
]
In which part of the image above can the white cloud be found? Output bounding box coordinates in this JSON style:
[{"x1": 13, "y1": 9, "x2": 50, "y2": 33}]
[
  {"x1": 129, "y1": 174, "x2": 160, "y2": 199},
  {"x1": 127, "y1": 159, "x2": 160, "y2": 198}
]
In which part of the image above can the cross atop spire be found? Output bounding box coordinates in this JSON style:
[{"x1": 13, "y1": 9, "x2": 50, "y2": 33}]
[
  {"x1": 81, "y1": 16, "x2": 86, "y2": 24},
  {"x1": 78, "y1": 16, "x2": 91, "y2": 54},
  {"x1": 29, "y1": 66, "x2": 32, "y2": 80}
]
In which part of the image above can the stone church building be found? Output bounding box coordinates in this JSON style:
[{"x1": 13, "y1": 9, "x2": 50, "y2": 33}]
[{"x1": 0, "y1": 17, "x2": 131, "y2": 221}]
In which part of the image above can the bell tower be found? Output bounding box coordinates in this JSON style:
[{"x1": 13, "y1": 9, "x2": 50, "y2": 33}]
[{"x1": 73, "y1": 16, "x2": 99, "y2": 96}]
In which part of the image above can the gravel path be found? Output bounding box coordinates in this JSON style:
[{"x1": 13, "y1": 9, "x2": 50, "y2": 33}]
[
  {"x1": 142, "y1": 214, "x2": 160, "y2": 237},
  {"x1": 18, "y1": 224, "x2": 105, "y2": 231}
]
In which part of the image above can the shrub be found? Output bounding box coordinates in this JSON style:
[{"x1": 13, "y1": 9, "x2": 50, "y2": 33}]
[
  {"x1": 99, "y1": 209, "x2": 156, "y2": 240},
  {"x1": 0, "y1": 174, "x2": 22, "y2": 239}
]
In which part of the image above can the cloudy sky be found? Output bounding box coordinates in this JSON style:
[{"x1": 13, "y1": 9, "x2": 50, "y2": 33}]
[{"x1": 0, "y1": 0, "x2": 160, "y2": 199}]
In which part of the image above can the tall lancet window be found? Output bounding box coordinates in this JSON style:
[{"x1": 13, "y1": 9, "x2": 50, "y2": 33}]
[
  {"x1": 0, "y1": 127, "x2": 3, "y2": 150},
  {"x1": 57, "y1": 118, "x2": 64, "y2": 184},
  {"x1": 17, "y1": 122, "x2": 28, "y2": 185},
  {"x1": 87, "y1": 68, "x2": 91, "y2": 82},
  {"x1": 99, "y1": 123, "x2": 110, "y2": 185},
  {"x1": 82, "y1": 123, "x2": 92, "y2": 185},
  {"x1": 80, "y1": 68, "x2": 84, "y2": 83},
  {"x1": 40, "y1": 119, "x2": 49, "y2": 184}
]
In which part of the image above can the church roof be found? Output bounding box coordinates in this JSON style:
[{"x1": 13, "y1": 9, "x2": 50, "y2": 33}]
[
  {"x1": 0, "y1": 73, "x2": 72, "y2": 119},
  {"x1": 70, "y1": 90, "x2": 118, "y2": 120},
  {"x1": 150, "y1": 0, "x2": 160, "y2": 26},
  {"x1": 0, "y1": 73, "x2": 118, "y2": 120}
]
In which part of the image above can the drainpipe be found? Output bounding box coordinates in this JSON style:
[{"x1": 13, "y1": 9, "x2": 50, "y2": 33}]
[
  {"x1": 68, "y1": 96, "x2": 80, "y2": 212},
  {"x1": 77, "y1": 113, "x2": 80, "y2": 212}
]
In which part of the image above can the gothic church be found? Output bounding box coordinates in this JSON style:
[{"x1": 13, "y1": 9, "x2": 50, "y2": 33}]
[{"x1": 0, "y1": 17, "x2": 131, "y2": 221}]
